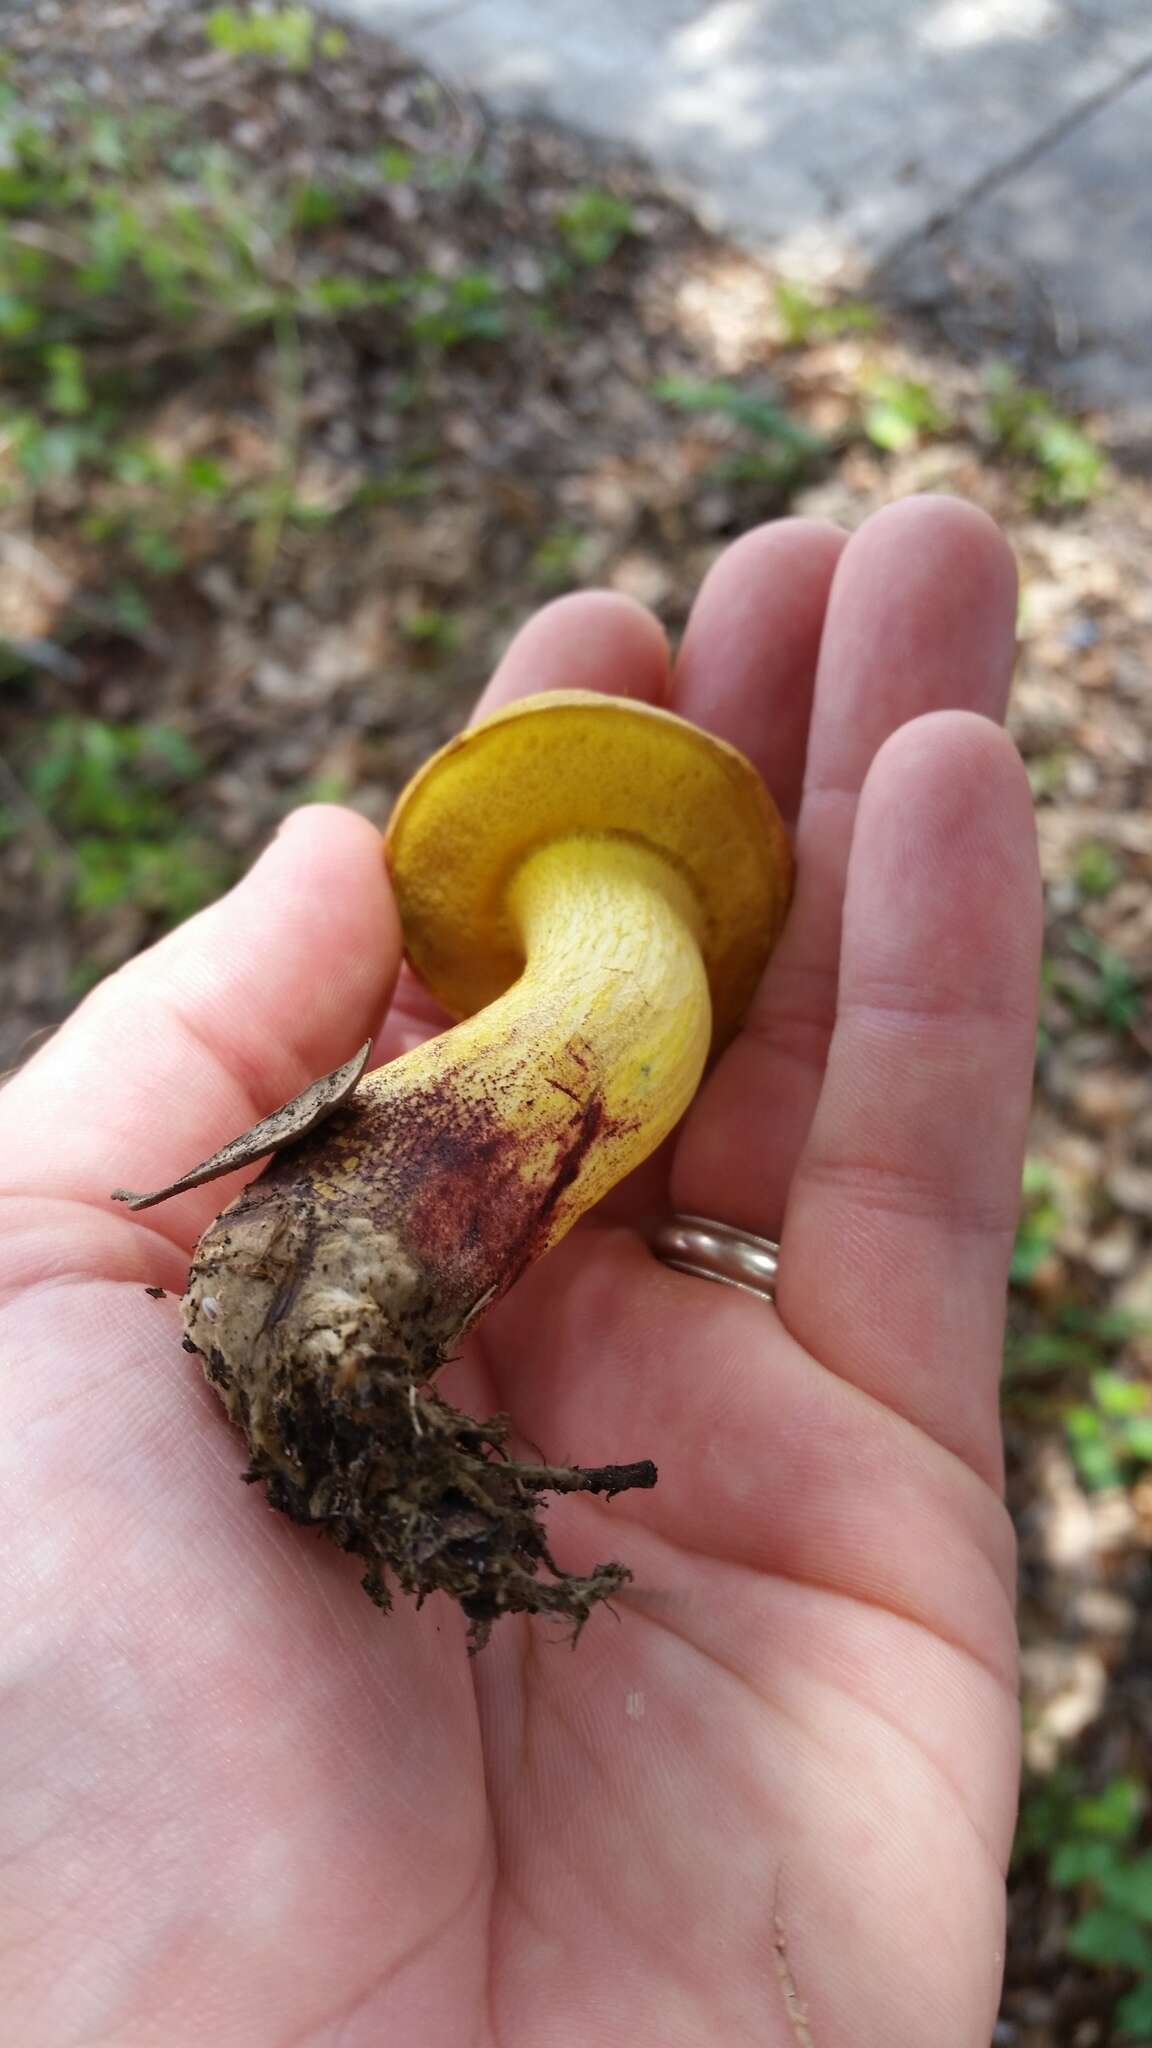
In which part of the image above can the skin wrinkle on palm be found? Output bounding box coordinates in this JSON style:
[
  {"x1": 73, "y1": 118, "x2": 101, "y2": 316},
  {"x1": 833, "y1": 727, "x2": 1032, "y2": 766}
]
[{"x1": 0, "y1": 500, "x2": 1040, "y2": 2047}]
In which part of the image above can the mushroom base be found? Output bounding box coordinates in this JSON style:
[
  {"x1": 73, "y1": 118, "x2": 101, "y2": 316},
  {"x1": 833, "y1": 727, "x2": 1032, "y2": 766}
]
[{"x1": 183, "y1": 1182, "x2": 656, "y2": 1647}]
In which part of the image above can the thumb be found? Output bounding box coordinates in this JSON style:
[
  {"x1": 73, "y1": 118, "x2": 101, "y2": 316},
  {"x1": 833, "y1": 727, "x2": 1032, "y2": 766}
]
[{"x1": 0, "y1": 805, "x2": 401, "y2": 1246}]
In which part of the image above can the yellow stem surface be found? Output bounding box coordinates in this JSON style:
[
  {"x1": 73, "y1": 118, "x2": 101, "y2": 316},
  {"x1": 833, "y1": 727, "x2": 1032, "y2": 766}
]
[{"x1": 342, "y1": 832, "x2": 712, "y2": 1298}]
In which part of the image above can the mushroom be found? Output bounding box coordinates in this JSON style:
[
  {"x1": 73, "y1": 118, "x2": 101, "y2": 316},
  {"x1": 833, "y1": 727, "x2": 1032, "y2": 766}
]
[{"x1": 167, "y1": 692, "x2": 792, "y2": 1641}]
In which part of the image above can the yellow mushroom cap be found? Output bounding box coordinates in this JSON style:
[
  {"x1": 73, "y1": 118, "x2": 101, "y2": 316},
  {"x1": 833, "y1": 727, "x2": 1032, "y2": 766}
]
[{"x1": 385, "y1": 689, "x2": 793, "y2": 1051}]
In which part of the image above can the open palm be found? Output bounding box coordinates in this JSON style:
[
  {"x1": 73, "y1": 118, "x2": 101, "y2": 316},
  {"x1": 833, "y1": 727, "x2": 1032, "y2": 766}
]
[{"x1": 0, "y1": 498, "x2": 1039, "y2": 2047}]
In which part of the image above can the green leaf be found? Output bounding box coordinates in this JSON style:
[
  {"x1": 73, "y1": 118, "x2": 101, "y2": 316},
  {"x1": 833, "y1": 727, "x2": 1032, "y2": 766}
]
[
  {"x1": 139, "y1": 727, "x2": 203, "y2": 780},
  {"x1": 205, "y1": 6, "x2": 317, "y2": 70},
  {"x1": 109, "y1": 584, "x2": 153, "y2": 636},
  {"x1": 301, "y1": 275, "x2": 403, "y2": 315},
  {"x1": 377, "y1": 146, "x2": 414, "y2": 184},
  {"x1": 1073, "y1": 840, "x2": 1121, "y2": 899},
  {"x1": 774, "y1": 277, "x2": 879, "y2": 344},
  {"x1": 291, "y1": 181, "x2": 346, "y2": 228},
  {"x1": 1092, "y1": 1371, "x2": 1149, "y2": 1420},
  {"x1": 407, "y1": 272, "x2": 506, "y2": 347},
  {"x1": 0, "y1": 292, "x2": 39, "y2": 337},
  {"x1": 181, "y1": 455, "x2": 228, "y2": 495},
  {"x1": 982, "y1": 362, "x2": 1105, "y2": 506},
  {"x1": 1003, "y1": 1330, "x2": 1100, "y2": 1380},
  {"x1": 1122, "y1": 1419, "x2": 1152, "y2": 1463},
  {"x1": 1066, "y1": 1907, "x2": 1152, "y2": 1972},
  {"x1": 1073, "y1": 1778, "x2": 1147, "y2": 1843},
  {"x1": 1066, "y1": 1406, "x2": 1123, "y2": 1491},
  {"x1": 0, "y1": 165, "x2": 56, "y2": 211},
  {"x1": 555, "y1": 186, "x2": 634, "y2": 266},
  {"x1": 1117, "y1": 1977, "x2": 1152, "y2": 2039},
  {"x1": 129, "y1": 526, "x2": 183, "y2": 575},
  {"x1": 84, "y1": 111, "x2": 128, "y2": 172},
  {"x1": 655, "y1": 377, "x2": 825, "y2": 452},
  {"x1": 861, "y1": 376, "x2": 947, "y2": 454},
  {"x1": 1098, "y1": 1856, "x2": 1152, "y2": 1923},
  {"x1": 1052, "y1": 1840, "x2": 1123, "y2": 1888},
  {"x1": 45, "y1": 343, "x2": 89, "y2": 417}
]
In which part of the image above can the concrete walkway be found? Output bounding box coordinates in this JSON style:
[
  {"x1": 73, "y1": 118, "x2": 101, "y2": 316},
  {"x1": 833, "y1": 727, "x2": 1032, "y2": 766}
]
[{"x1": 334, "y1": 0, "x2": 1152, "y2": 424}]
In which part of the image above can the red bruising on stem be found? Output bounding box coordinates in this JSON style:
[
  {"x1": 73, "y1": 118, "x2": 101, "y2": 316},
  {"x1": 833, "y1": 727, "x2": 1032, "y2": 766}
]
[
  {"x1": 497, "y1": 1089, "x2": 605, "y2": 1295},
  {"x1": 242, "y1": 1036, "x2": 627, "y2": 1343}
]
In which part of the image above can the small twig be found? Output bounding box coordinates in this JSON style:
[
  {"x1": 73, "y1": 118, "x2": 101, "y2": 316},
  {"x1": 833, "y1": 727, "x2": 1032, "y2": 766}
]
[
  {"x1": 250, "y1": 310, "x2": 305, "y2": 588},
  {"x1": 496, "y1": 1458, "x2": 658, "y2": 1499},
  {"x1": 5, "y1": 221, "x2": 88, "y2": 264},
  {"x1": 1, "y1": 635, "x2": 85, "y2": 684}
]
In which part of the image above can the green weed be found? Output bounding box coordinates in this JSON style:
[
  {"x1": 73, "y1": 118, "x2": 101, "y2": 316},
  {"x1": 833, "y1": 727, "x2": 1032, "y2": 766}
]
[
  {"x1": 1057, "y1": 929, "x2": 1143, "y2": 1036},
  {"x1": 406, "y1": 271, "x2": 506, "y2": 348},
  {"x1": 774, "y1": 277, "x2": 879, "y2": 346},
  {"x1": 655, "y1": 377, "x2": 826, "y2": 493},
  {"x1": 1065, "y1": 1371, "x2": 1152, "y2": 1492},
  {"x1": 0, "y1": 94, "x2": 515, "y2": 581},
  {"x1": 529, "y1": 526, "x2": 589, "y2": 591},
  {"x1": 396, "y1": 603, "x2": 459, "y2": 654},
  {"x1": 1017, "y1": 1772, "x2": 1152, "y2": 2038},
  {"x1": 555, "y1": 187, "x2": 634, "y2": 267},
  {"x1": 1073, "y1": 840, "x2": 1122, "y2": 900},
  {"x1": 1010, "y1": 1156, "x2": 1064, "y2": 1286},
  {"x1": 983, "y1": 363, "x2": 1105, "y2": 508},
  {"x1": 1004, "y1": 1304, "x2": 1143, "y2": 1390},
  {"x1": 23, "y1": 716, "x2": 228, "y2": 924},
  {"x1": 860, "y1": 372, "x2": 948, "y2": 453},
  {"x1": 205, "y1": 7, "x2": 346, "y2": 69},
  {"x1": 377, "y1": 146, "x2": 415, "y2": 184}
]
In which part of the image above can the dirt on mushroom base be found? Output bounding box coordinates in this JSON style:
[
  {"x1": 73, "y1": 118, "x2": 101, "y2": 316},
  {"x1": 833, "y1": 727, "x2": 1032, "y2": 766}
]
[{"x1": 179, "y1": 1082, "x2": 658, "y2": 1646}]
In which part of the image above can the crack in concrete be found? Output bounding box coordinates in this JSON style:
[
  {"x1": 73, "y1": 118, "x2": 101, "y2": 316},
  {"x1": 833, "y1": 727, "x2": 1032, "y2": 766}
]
[
  {"x1": 407, "y1": 0, "x2": 489, "y2": 29},
  {"x1": 883, "y1": 41, "x2": 1152, "y2": 262}
]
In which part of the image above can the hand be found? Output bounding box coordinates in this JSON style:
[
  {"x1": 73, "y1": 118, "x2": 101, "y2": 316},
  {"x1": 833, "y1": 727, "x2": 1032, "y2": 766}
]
[{"x1": 0, "y1": 496, "x2": 1039, "y2": 2047}]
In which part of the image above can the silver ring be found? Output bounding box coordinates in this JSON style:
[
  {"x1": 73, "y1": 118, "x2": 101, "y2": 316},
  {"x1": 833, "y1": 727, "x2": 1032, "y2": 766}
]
[{"x1": 651, "y1": 1214, "x2": 779, "y2": 1302}]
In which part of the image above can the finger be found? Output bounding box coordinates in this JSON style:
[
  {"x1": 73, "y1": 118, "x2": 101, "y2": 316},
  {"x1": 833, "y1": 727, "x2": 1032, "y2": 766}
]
[
  {"x1": 670, "y1": 518, "x2": 848, "y2": 826},
  {"x1": 378, "y1": 590, "x2": 671, "y2": 1063},
  {"x1": 779, "y1": 712, "x2": 1042, "y2": 1484},
  {"x1": 672, "y1": 496, "x2": 1019, "y2": 1236},
  {"x1": 0, "y1": 806, "x2": 400, "y2": 1246},
  {"x1": 472, "y1": 587, "x2": 670, "y2": 719}
]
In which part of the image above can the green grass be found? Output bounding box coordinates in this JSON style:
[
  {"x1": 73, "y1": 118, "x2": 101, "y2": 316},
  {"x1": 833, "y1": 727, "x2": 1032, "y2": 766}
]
[
  {"x1": 860, "y1": 372, "x2": 948, "y2": 453},
  {"x1": 983, "y1": 362, "x2": 1106, "y2": 508},
  {"x1": 2, "y1": 715, "x2": 230, "y2": 925},
  {"x1": 1065, "y1": 1371, "x2": 1152, "y2": 1492},
  {"x1": 773, "y1": 277, "x2": 879, "y2": 346},
  {"x1": 204, "y1": 6, "x2": 346, "y2": 69},
  {"x1": 0, "y1": 75, "x2": 513, "y2": 583},
  {"x1": 654, "y1": 377, "x2": 827, "y2": 493},
  {"x1": 1073, "y1": 840, "x2": 1123, "y2": 900},
  {"x1": 1058, "y1": 929, "x2": 1143, "y2": 1036},
  {"x1": 554, "y1": 187, "x2": 635, "y2": 268}
]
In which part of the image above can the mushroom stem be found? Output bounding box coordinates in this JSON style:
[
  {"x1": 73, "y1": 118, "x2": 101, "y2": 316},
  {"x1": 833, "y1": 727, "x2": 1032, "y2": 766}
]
[
  {"x1": 182, "y1": 834, "x2": 710, "y2": 1639},
  {"x1": 349, "y1": 830, "x2": 711, "y2": 1325},
  {"x1": 189, "y1": 834, "x2": 709, "y2": 1378}
]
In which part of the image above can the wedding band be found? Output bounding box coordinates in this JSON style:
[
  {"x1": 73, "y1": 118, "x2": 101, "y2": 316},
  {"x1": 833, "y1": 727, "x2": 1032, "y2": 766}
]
[{"x1": 651, "y1": 1214, "x2": 780, "y2": 1302}]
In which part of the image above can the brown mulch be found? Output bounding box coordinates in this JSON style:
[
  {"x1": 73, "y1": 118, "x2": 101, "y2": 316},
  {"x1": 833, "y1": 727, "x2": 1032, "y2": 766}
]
[{"x1": 2, "y1": 5, "x2": 1151, "y2": 2042}]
